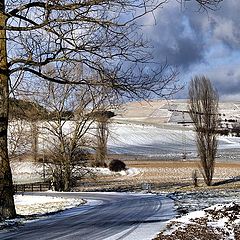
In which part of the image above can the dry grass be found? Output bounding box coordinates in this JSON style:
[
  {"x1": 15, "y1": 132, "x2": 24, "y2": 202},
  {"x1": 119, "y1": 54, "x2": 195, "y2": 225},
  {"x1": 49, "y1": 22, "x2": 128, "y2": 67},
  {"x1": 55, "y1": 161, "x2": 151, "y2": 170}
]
[
  {"x1": 154, "y1": 203, "x2": 240, "y2": 240},
  {"x1": 79, "y1": 160, "x2": 240, "y2": 192},
  {"x1": 121, "y1": 160, "x2": 240, "y2": 188}
]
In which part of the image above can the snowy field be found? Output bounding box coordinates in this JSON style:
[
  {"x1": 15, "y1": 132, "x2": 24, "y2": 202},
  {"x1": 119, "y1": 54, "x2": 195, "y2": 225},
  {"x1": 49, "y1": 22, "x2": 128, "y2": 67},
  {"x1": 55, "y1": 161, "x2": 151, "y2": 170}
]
[
  {"x1": 11, "y1": 161, "x2": 43, "y2": 184},
  {"x1": 9, "y1": 100, "x2": 240, "y2": 162},
  {"x1": 108, "y1": 99, "x2": 240, "y2": 160},
  {"x1": 11, "y1": 159, "x2": 140, "y2": 184},
  {"x1": 108, "y1": 123, "x2": 240, "y2": 161}
]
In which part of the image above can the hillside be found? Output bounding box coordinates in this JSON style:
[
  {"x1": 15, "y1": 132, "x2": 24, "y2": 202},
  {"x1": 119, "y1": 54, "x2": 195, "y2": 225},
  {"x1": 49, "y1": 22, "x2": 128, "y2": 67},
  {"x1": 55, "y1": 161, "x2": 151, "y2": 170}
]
[
  {"x1": 108, "y1": 99, "x2": 240, "y2": 160},
  {"x1": 113, "y1": 99, "x2": 240, "y2": 126},
  {"x1": 9, "y1": 98, "x2": 48, "y2": 120}
]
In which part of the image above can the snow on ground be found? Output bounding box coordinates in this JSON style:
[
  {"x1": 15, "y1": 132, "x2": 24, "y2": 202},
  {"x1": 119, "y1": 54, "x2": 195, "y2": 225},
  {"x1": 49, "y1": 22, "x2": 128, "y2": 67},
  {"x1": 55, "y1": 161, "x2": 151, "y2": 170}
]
[
  {"x1": 155, "y1": 203, "x2": 240, "y2": 240},
  {"x1": 11, "y1": 161, "x2": 43, "y2": 184},
  {"x1": 87, "y1": 167, "x2": 140, "y2": 177},
  {"x1": 14, "y1": 194, "x2": 85, "y2": 216},
  {"x1": 108, "y1": 123, "x2": 195, "y2": 156},
  {"x1": 0, "y1": 194, "x2": 86, "y2": 230},
  {"x1": 168, "y1": 190, "x2": 240, "y2": 214},
  {"x1": 108, "y1": 123, "x2": 240, "y2": 160},
  {"x1": 11, "y1": 159, "x2": 140, "y2": 184}
]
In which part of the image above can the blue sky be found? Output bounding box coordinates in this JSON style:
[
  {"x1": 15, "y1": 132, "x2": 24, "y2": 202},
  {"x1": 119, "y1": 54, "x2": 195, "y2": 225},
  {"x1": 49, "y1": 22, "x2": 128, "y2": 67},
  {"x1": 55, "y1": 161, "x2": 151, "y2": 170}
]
[{"x1": 141, "y1": 0, "x2": 240, "y2": 100}]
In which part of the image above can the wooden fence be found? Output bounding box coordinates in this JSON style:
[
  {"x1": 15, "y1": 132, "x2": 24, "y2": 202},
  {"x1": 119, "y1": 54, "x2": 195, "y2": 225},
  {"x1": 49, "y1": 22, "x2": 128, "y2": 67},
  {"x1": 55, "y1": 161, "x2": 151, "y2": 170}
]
[{"x1": 14, "y1": 181, "x2": 51, "y2": 193}]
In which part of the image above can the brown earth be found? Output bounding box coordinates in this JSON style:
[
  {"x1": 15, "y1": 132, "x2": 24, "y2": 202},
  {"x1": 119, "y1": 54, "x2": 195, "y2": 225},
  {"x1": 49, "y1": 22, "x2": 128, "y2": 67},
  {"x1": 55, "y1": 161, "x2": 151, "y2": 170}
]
[{"x1": 78, "y1": 160, "x2": 240, "y2": 192}]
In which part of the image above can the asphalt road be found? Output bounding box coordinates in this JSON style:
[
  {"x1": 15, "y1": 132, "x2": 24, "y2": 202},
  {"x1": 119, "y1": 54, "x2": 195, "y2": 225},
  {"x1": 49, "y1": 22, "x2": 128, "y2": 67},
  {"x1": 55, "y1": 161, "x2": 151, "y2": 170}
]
[{"x1": 0, "y1": 192, "x2": 175, "y2": 240}]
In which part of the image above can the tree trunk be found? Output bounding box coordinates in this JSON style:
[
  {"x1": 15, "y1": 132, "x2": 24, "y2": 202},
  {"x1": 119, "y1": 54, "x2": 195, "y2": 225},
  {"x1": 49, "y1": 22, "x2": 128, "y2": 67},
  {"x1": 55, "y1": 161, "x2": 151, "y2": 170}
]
[
  {"x1": 0, "y1": 1, "x2": 16, "y2": 220},
  {"x1": 95, "y1": 120, "x2": 108, "y2": 167},
  {"x1": 63, "y1": 162, "x2": 71, "y2": 191},
  {"x1": 31, "y1": 121, "x2": 38, "y2": 161}
]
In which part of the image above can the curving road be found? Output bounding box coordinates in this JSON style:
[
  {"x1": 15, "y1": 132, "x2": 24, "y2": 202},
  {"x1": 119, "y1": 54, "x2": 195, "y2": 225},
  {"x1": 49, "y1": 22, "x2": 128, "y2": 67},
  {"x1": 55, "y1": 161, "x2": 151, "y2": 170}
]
[{"x1": 0, "y1": 192, "x2": 175, "y2": 240}]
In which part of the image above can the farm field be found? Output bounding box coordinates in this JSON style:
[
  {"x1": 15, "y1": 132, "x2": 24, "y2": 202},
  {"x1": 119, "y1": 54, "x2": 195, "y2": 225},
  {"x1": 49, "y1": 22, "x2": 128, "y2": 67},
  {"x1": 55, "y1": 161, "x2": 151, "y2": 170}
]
[
  {"x1": 72, "y1": 160, "x2": 240, "y2": 192},
  {"x1": 7, "y1": 99, "x2": 240, "y2": 240},
  {"x1": 11, "y1": 99, "x2": 240, "y2": 188},
  {"x1": 108, "y1": 99, "x2": 240, "y2": 161}
]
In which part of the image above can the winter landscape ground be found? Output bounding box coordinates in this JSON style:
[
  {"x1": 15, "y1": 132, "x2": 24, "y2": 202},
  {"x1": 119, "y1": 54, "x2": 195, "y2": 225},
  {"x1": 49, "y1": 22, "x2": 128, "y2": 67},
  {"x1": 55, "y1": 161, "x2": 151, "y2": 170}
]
[{"x1": 1, "y1": 99, "x2": 240, "y2": 239}]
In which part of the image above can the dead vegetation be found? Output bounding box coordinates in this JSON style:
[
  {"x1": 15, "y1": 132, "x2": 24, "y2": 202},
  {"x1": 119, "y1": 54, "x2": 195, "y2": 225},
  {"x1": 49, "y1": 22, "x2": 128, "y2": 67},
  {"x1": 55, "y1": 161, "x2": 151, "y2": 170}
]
[
  {"x1": 154, "y1": 203, "x2": 240, "y2": 240},
  {"x1": 74, "y1": 160, "x2": 240, "y2": 192}
]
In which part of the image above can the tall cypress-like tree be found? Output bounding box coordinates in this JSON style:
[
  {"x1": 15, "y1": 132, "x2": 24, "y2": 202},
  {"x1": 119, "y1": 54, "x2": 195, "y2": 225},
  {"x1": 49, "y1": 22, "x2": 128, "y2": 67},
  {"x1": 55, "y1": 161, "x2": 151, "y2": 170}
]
[{"x1": 188, "y1": 76, "x2": 219, "y2": 186}]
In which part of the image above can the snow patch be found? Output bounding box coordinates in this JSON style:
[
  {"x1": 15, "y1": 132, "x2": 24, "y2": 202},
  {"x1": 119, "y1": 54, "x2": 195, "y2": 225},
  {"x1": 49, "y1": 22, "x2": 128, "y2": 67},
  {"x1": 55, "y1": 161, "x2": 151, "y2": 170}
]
[
  {"x1": 14, "y1": 194, "x2": 84, "y2": 216},
  {"x1": 85, "y1": 167, "x2": 140, "y2": 177}
]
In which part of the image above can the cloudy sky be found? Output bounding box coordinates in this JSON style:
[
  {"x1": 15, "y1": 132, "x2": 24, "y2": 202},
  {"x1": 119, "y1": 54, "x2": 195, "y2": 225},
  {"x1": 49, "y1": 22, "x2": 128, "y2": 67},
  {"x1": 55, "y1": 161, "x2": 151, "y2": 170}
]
[{"x1": 141, "y1": 0, "x2": 240, "y2": 101}]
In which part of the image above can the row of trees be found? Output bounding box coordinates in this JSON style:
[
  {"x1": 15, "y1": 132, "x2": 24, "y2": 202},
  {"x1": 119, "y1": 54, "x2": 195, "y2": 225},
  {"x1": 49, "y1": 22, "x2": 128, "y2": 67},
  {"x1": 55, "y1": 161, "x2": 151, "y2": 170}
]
[
  {"x1": 10, "y1": 76, "x2": 220, "y2": 189},
  {"x1": 9, "y1": 76, "x2": 220, "y2": 190},
  {"x1": 10, "y1": 76, "x2": 114, "y2": 191},
  {"x1": 0, "y1": 0, "x2": 223, "y2": 220}
]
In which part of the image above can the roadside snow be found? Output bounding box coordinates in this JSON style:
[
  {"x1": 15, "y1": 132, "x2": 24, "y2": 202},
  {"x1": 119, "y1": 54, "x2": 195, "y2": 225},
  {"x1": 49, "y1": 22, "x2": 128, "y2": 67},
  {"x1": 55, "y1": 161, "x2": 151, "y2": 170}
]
[
  {"x1": 156, "y1": 203, "x2": 240, "y2": 240},
  {"x1": 14, "y1": 194, "x2": 85, "y2": 216},
  {"x1": 0, "y1": 194, "x2": 86, "y2": 231}
]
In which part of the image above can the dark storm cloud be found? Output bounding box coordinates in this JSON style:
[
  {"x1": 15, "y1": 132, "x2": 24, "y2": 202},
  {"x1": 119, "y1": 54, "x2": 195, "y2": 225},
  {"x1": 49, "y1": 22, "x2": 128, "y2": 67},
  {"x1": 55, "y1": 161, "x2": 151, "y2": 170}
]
[
  {"x1": 141, "y1": 0, "x2": 240, "y2": 100},
  {"x1": 208, "y1": 67, "x2": 240, "y2": 96},
  {"x1": 174, "y1": 67, "x2": 240, "y2": 101},
  {"x1": 143, "y1": 0, "x2": 240, "y2": 69},
  {"x1": 178, "y1": 0, "x2": 240, "y2": 49},
  {"x1": 156, "y1": 36, "x2": 205, "y2": 70},
  {"x1": 143, "y1": 2, "x2": 206, "y2": 70}
]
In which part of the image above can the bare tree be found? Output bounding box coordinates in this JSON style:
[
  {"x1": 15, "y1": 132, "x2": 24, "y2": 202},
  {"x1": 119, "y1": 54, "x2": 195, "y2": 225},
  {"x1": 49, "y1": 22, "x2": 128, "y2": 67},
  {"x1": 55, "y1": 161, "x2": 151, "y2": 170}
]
[
  {"x1": 29, "y1": 77, "x2": 113, "y2": 191},
  {"x1": 8, "y1": 98, "x2": 47, "y2": 159},
  {"x1": 91, "y1": 110, "x2": 115, "y2": 167},
  {"x1": 0, "y1": 0, "x2": 223, "y2": 219},
  {"x1": 181, "y1": 0, "x2": 223, "y2": 11},
  {"x1": 8, "y1": 120, "x2": 32, "y2": 158},
  {"x1": 188, "y1": 75, "x2": 219, "y2": 186}
]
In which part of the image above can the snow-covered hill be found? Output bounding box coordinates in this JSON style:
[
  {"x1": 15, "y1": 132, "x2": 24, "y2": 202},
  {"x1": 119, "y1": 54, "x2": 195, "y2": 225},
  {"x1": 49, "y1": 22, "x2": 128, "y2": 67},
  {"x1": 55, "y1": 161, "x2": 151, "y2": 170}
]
[{"x1": 108, "y1": 100, "x2": 240, "y2": 160}]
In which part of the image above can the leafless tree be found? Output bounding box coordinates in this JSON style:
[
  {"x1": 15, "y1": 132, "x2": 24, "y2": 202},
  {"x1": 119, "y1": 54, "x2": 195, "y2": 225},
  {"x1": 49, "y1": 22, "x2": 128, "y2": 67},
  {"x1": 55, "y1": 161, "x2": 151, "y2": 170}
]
[
  {"x1": 181, "y1": 0, "x2": 223, "y2": 11},
  {"x1": 0, "y1": 0, "x2": 224, "y2": 219},
  {"x1": 27, "y1": 76, "x2": 114, "y2": 191},
  {"x1": 90, "y1": 110, "x2": 115, "y2": 167},
  {"x1": 188, "y1": 75, "x2": 219, "y2": 186},
  {"x1": 8, "y1": 120, "x2": 32, "y2": 158},
  {"x1": 8, "y1": 98, "x2": 46, "y2": 159}
]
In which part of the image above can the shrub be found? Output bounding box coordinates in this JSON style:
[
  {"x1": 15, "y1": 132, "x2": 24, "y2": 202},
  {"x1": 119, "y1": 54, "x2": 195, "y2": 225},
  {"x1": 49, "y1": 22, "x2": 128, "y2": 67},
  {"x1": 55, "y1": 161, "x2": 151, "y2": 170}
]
[{"x1": 109, "y1": 159, "x2": 126, "y2": 172}]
